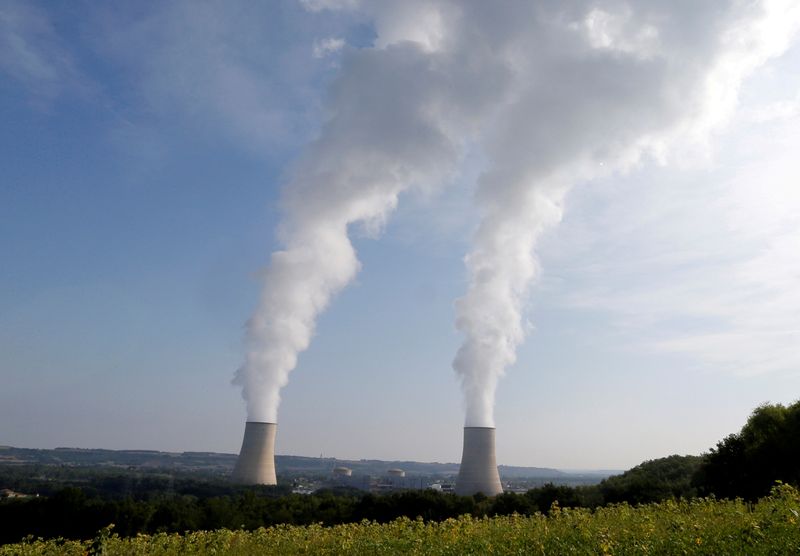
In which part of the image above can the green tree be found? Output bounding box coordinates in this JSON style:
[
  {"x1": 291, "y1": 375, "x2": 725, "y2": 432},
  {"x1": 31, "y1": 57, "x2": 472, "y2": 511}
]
[
  {"x1": 599, "y1": 454, "x2": 702, "y2": 504},
  {"x1": 694, "y1": 401, "x2": 800, "y2": 500}
]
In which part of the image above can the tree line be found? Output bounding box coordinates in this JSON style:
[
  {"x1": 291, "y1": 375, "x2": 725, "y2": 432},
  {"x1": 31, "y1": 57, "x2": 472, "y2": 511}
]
[{"x1": 1, "y1": 400, "x2": 798, "y2": 544}]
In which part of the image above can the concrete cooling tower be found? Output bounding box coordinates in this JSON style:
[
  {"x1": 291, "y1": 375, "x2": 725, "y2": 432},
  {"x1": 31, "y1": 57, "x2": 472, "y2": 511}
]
[
  {"x1": 231, "y1": 422, "x2": 277, "y2": 485},
  {"x1": 455, "y1": 426, "x2": 503, "y2": 496}
]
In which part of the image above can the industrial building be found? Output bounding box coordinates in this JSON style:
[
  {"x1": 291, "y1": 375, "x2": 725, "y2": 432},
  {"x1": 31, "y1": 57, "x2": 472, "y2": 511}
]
[
  {"x1": 231, "y1": 422, "x2": 277, "y2": 485},
  {"x1": 455, "y1": 427, "x2": 503, "y2": 496}
]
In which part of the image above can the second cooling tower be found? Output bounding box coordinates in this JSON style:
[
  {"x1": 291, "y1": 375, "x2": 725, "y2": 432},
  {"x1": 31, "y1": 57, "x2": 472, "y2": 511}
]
[
  {"x1": 231, "y1": 421, "x2": 277, "y2": 485},
  {"x1": 455, "y1": 426, "x2": 503, "y2": 496}
]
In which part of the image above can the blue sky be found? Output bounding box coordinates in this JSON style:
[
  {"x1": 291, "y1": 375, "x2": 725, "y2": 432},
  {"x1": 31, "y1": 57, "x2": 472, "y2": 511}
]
[{"x1": 2, "y1": 1, "x2": 800, "y2": 469}]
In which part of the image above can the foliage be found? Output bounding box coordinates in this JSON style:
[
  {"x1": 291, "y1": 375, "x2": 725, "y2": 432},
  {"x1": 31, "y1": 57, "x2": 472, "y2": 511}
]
[
  {"x1": 3, "y1": 484, "x2": 800, "y2": 555},
  {"x1": 599, "y1": 454, "x2": 703, "y2": 504},
  {"x1": 0, "y1": 458, "x2": 707, "y2": 543},
  {"x1": 5, "y1": 401, "x2": 799, "y2": 546},
  {"x1": 0, "y1": 488, "x2": 487, "y2": 544},
  {"x1": 694, "y1": 401, "x2": 800, "y2": 500}
]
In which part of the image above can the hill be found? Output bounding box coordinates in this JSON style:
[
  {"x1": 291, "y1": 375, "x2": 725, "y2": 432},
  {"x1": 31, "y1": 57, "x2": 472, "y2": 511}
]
[{"x1": 0, "y1": 446, "x2": 615, "y2": 483}]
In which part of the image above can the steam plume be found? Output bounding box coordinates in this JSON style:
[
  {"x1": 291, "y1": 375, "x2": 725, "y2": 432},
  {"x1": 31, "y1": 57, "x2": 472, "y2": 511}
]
[
  {"x1": 237, "y1": 1, "x2": 799, "y2": 426},
  {"x1": 450, "y1": 0, "x2": 798, "y2": 427},
  {"x1": 234, "y1": 25, "x2": 504, "y2": 421}
]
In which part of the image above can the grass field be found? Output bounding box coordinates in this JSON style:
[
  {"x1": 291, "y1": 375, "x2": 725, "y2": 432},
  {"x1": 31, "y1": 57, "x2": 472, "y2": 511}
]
[{"x1": 3, "y1": 483, "x2": 798, "y2": 555}]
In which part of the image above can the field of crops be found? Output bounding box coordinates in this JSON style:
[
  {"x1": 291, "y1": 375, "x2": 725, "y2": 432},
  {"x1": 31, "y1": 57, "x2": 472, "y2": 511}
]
[{"x1": 3, "y1": 484, "x2": 799, "y2": 555}]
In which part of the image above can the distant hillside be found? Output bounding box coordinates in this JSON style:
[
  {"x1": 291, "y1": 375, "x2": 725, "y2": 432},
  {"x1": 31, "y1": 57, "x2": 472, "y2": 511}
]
[
  {"x1": 498, "y1": 465, "x2": 566, "y2": 479},
  {"x1": 0, "y1": 446, "x2": 235, "y2": 473},
  {"x1": 0, "y1": 446, "x2": 614, "y2": 482},
  {"x1": 599, "y1": 454, "x2": 704, "y2": 504}
]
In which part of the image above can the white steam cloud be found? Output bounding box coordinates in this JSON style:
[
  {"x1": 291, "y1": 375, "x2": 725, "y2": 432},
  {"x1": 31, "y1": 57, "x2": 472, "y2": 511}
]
[{"x1": 237, "y1": 0, "x2": 799, "y2": 426}]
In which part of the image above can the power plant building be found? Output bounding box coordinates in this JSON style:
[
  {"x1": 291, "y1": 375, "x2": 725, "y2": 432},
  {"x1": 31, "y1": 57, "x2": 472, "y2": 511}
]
[
  {"x1": 231, "y1": 422, "x2": 278, "y2": 485},
  {"x1": 332, "y1": 466, "x2": 353, "y2": 477},
  {"x1": 455, "y1": 426, "x2": 503, "y2": 496},
  {"x1": 230, "y1": 422, "x2": 503, "y2": 496}
]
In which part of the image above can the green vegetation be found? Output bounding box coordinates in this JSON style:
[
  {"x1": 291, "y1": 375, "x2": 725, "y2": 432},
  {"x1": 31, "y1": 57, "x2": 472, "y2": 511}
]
[
  {"x1": 2, "y1": 401, "x2": 799, "y2": 549},
  {"x1": 3, "y1": 484, "x2": 800, "y2": 555},
  {"x1": 694, "y1": 400, "x2": 800, "y2": 501},
  {"x1": 0, "y1": 473, "x2": 693, "y2": 544},
  {"x1": 0, "y1": 488, "x2": 477, "y2": 543},
  {"x1": 599, "y1": 454, "x2": 703, "y2": 504}
]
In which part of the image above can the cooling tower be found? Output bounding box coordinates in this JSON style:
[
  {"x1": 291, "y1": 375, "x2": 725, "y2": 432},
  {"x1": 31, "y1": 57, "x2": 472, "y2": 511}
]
[
  {"x1": 455, "y1": 426, "x2": 503, "y2": 496},
  {"x1": 231, "y1": 421, "x2": 277, "y2": 485}
]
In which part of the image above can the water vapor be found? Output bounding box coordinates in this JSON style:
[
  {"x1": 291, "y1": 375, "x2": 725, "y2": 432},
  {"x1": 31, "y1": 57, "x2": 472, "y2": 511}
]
[
  {"x1": 237, "y1": 0, "x2": 799, "y2": 426},
  {"x1": 234, "y1": 21, "x2": 507, "y2": 421}
]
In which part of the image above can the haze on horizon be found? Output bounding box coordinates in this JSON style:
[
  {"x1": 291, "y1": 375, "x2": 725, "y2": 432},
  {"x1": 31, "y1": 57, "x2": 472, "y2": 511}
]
[{"x1": 2, "y1": 0, "x2": 800, "y2": 471}]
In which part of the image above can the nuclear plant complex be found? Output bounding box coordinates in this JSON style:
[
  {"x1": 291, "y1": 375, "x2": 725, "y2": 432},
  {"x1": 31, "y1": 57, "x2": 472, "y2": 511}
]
[
  {"x1": 231, "y1": 421, "x2": 504, "y2": 496},
  {"x1": 231, "y1": 422, "x2": 277, "y2": 485},
  {"x1": 455, "y1": 426, "x2": 503, "y2": 496}
]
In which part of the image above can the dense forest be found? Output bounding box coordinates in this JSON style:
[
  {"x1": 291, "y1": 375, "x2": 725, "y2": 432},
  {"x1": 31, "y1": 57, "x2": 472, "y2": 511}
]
[{"x1": 1, "y1": 401, "x2": 798, "y2": 544}]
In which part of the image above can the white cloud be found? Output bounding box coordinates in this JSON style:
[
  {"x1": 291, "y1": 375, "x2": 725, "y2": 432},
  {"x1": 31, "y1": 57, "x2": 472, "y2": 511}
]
[
  {"x1": 577, "y1": 7, "x2": 660, "y2": 59},
  {"x1": 745, "y1": 97, "x2": 800, "y2": 123},
  {"x1": 312, "y1": 37, "x2": 345, "y2": 58},
  {"x1": 540, "y1": 83, "x2": 800, "y2": 376}
]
